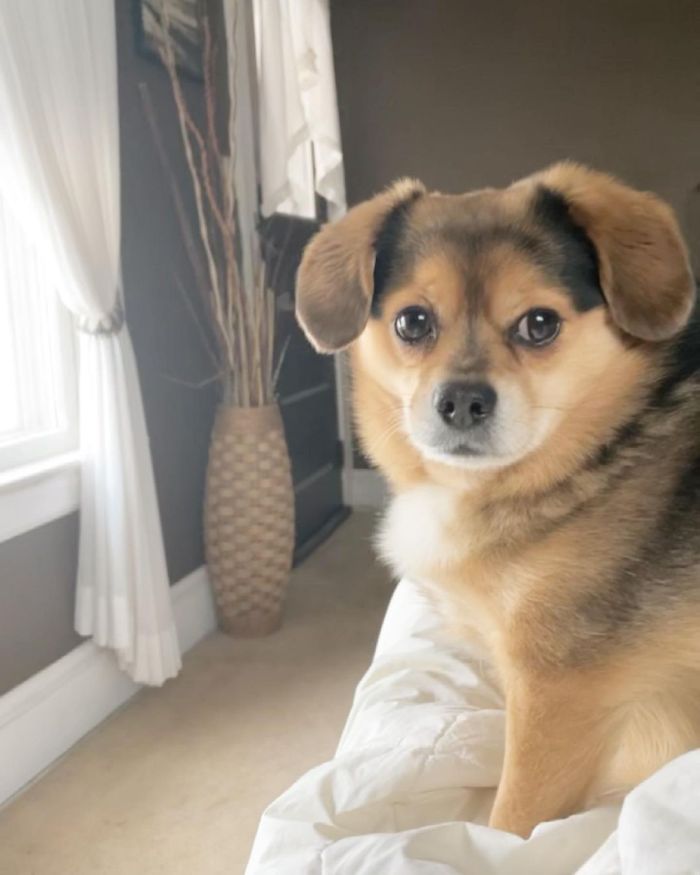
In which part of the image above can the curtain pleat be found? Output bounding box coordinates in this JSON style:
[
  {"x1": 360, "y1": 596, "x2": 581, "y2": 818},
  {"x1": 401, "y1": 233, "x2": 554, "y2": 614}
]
[
  {"x1": 254, "y1": 0, "x2": 346, "y2": 220},
  {"x1": 0, "y1": 0, "x2": 181, "y2": 684}
]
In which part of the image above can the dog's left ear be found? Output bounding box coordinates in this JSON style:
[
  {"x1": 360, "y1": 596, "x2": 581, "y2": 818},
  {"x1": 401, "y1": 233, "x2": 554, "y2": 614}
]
[
  {"x1": 295, "y1": 179, "x2": 426, "y2": 353},
  {"x1": 533, "y1": 163, "x2": 695, "y2": 341}
]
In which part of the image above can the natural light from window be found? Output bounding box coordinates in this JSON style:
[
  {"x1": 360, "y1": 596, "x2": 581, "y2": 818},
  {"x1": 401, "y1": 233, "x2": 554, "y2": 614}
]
[{"x1": 0, "y1": 192, "x2": 77, "y2": 475}]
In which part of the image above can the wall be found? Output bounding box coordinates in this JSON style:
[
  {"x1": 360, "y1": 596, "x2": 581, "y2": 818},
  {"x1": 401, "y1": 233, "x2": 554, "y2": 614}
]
[
  {"x1": 0, "y1": 516, "x2": 82, "y2": 693},
  {"x1": 0, "y1": 0, "x2": 216, "y2": 695},
  {"x1": 332, "y1": 0, "x2": 699, "y2": 245},
  {"x1": 331, "y1": 0, "x2": 700, "y2": 470},
  {"x1": 118, "y1": 0, "x2": 218, "y2": 585}
]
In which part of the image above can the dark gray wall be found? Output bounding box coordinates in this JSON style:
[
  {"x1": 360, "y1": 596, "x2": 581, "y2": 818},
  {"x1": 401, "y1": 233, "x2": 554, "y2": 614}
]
[
  {"x1": 0, "y1": 1, "x2": 217, "y2": 695},
  {"x1": 118, "y1": 0, "x2": 218, "y2": 585},
  {"x1": 332, "y1": 0, "x2": 700, "y2": 469},
  {"x1": 0, "y1": 516, "x2": 82, "y2": 692}
]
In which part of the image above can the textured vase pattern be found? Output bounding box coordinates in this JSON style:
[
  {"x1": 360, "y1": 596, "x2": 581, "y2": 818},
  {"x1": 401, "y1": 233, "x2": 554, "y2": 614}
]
[{"x1": 205, "y1": 404, "x2": 294, "y2": 636}]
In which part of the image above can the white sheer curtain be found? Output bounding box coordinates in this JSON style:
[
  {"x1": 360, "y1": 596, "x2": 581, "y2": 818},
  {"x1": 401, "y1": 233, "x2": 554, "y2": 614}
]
[
  {"x1": 0, "y1": 1, "x2": 181, "y2": 684},
  {"x1": 254, "y1": 0, "x2": 346, "y2": 220}
]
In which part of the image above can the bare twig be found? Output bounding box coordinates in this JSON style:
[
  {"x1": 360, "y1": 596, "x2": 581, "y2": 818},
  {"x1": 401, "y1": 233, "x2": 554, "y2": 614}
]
[
  {"x1": 139, "y1": 84, "x2": 205, "y2": 290},
  {"x1": 140, "y1": 83, "x2": 223, "y2": 371},
  {"x1": 202, "y1": 15, "x2": 223, "y2": 174},
  {"x1": 152, "y1": 0, "x2": 286, "y2": 408},
  {"x1": 172, "y1": 272, "x2": 220, "y2": 372},
  {"x1": 158, "y1": 2, "x2": 232, "y2": 367},
  {"x1": 225, "y1": 0, "x2": 240, "y2": 227},
  {"x1": 272, "y1": 332, "x2": 292, "y2": 394},
  {"x1": 161, "y1": 372, "x2": 224, "y2": 389}
]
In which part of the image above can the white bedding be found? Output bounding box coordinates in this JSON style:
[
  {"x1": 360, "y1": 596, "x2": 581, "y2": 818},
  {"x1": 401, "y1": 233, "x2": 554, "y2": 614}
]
[{"x1": 245, "y1": 579, "x2": 700, "y2": 874}]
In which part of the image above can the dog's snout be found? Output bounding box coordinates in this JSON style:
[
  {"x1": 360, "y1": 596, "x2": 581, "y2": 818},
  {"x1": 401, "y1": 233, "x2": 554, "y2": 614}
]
[{"x1": 435, "y1": 382, "x2": 497, "y2": 429}]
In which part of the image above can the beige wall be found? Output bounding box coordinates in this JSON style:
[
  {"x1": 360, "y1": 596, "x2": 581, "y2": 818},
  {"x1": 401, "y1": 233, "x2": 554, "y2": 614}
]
[{"x1": 331, "y1": 0, "x2": 700, "y2": 268}]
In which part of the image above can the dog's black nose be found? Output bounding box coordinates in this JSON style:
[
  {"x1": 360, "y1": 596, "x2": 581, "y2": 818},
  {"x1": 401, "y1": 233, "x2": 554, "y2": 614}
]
[{"x1": 435, "y1": 382, "x2": 497, "y2": 429}]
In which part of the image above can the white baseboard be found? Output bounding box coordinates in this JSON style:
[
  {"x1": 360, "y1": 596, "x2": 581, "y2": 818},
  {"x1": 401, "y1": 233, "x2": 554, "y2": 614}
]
[
  {"x1": 171, "y1": 565, "x2": 217, "y2": 653},
  {"x1": 0, "y1": 565, "x2": 216, "y2": 807},
  {"x1": 345, "y1": 468, "x2": 388, "y2": 509}
]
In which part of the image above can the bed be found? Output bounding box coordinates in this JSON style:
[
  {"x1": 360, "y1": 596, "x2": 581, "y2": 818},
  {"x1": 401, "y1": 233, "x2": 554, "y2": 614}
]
[{"x1": 245, "y1": 579, "x2": 700, "y2": 874}]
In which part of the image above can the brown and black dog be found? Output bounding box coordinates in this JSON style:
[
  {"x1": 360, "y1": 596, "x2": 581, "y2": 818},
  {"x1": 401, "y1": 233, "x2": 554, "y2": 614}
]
[{"x1": 295, "y1": 163, "x2": 700, "y2": 838}]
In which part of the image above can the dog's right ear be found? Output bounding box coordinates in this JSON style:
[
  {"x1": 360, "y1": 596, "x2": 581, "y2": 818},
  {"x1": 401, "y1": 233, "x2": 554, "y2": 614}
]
[{"x1": 295, "y1": 179, "x2": 425, "y2": 353}]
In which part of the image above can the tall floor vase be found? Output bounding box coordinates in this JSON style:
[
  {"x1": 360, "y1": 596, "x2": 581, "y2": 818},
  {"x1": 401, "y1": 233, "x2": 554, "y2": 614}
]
[{"x1": 205, "y1": 403, "x2": 294, "y2": 636}]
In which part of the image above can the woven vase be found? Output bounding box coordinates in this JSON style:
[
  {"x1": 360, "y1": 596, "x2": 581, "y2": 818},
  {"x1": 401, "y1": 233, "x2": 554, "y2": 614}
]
[{"x1": 204, "y1": 404, "x2": 294, "y2": 636}]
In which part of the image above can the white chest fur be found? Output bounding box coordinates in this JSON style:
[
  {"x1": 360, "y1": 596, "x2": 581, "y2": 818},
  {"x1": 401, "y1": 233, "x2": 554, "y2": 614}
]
[{"x1": 377, "y1": 485, "x2": 470, "y2": 581}]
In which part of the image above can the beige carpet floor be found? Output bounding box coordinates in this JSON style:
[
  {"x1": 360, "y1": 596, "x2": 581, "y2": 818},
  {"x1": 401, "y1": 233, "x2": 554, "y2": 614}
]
[{"x1": 0, "y1": 511, "x2": 394, "y2": 875}]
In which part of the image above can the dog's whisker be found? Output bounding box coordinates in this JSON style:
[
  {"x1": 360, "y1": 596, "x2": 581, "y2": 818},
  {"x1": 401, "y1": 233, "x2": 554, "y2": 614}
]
[{"x1": 369, "y1": 415, "x2": 407, "y2": 454}]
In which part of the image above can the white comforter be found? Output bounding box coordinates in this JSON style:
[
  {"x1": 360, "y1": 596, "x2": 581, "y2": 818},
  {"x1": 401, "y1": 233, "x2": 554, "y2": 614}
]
[{"x1": 246, "y1": 580, "x2": 700, "y2": 874}]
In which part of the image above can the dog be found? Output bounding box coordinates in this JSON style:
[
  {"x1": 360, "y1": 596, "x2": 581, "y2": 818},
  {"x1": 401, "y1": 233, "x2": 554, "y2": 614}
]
[{"x1": 294, "y1": 162, "x2": 700, "y2": 838}]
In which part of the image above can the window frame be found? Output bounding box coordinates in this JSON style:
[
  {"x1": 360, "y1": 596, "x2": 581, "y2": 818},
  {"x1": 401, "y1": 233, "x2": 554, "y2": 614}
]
[
  {"x1": 0, "y1": 302, "x2": 79, "y2": 474},
  {"x1": 0, "y1": 193, "x2": 81, "y2": 542},
  {"x1": 0, "y1": 182, "x2": 80, "y2": 477}
]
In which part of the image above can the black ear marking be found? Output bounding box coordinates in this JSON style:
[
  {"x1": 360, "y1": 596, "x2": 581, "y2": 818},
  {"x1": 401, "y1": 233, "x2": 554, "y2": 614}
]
[
  {"x1": 295, "y1": 178, "x2": 426, "y2": 352},
  {"x1": 532, "y1": 185, "x2": 605, "y2": 313},
  {"x1": 531, "y1": 162, "x2": 695, "y2": 341},
  {"x1": 371, "y1": 190, "x2": 423, "y2": 316}
]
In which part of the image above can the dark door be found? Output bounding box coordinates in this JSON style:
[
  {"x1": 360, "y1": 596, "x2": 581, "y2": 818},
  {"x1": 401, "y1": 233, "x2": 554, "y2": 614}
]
[{"x1": 263, "y1": 214, "x2": 348, "y2": 562}]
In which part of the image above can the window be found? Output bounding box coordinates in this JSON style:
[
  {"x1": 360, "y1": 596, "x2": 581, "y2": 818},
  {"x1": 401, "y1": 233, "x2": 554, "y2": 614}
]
[{"x1": 0, "y1": 192, "x2": 78, "y2": 475}]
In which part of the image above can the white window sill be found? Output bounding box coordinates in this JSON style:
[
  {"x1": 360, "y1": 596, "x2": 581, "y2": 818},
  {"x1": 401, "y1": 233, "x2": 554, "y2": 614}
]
[{"x1": 0, "y1": 452, "x2": 81, "y2": 545}]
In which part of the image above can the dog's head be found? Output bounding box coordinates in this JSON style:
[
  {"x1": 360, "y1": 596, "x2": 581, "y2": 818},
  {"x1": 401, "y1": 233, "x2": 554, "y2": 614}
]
[{"x1": 296, "y1": 164, "x2": 695, "y2": 475}]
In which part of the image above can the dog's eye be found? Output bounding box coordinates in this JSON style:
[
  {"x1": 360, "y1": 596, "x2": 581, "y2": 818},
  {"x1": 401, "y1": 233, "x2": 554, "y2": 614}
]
[
  {"x1": 395, "y1": 306, "x2": 433, "y2": 343},
  {"x1": 513, "y1": 308, "x2": 561, "y2": 347}
]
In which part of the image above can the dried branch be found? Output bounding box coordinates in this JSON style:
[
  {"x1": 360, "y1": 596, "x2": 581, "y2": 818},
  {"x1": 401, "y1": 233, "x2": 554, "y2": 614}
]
[
  {"x1": 139, "y1": 82, "x2": 221, "y2": 372},
  {"x1": 202, "y1": 15, "x2": 223, "y2": 174},
  {"x1": 172, "y1": 272, "x2": 220, "y2": 373},
  {"x1": 225, "y1": 0, "x2": 240, "y2": 227},
  {"x1": 162, "y1": 372, "x2": 223, "y2": 389},
  {"x1": 152, "y1": 0, "x2": 286, "y2": 408},
  {"x1": 272, "y1": 332, "x2": 291, "y2": 394},
  {"x1": 158, "y1": 2, "x2": 232, "y2": 368}
]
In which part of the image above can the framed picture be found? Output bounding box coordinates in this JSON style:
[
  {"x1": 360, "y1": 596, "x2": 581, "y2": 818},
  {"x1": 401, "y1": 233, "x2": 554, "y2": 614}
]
[{"x1": 133, "y1": 0, "x2": 204, "y2": 80}]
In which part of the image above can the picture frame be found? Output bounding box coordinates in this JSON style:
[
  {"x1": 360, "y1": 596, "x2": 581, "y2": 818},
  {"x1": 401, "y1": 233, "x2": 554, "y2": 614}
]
[{"x1": 133, "y1": 0, "x2": 204, "y2": 81}]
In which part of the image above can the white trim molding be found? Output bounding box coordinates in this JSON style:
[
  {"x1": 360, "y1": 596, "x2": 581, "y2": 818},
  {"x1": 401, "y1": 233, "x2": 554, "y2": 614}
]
[
  {"x1": 335, "y1": 353, "x2": 355, "y2": 484},
  {"x1": 0, "y1": 565, "x2": 216, "y2": 807},
  {"x1": 170, "y1": 565, "x2": 217, "y2": 654},
  {"x1": 333, "y1": 355, "x2": 385, "y2": 511},
  {"x1": 0, "y1": 451, "x2": 80, "y2": 544}
]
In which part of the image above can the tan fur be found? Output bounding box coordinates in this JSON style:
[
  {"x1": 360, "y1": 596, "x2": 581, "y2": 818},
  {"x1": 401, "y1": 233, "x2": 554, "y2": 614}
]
[
  {"x1": 296, "y1": 178, "x2": 425, "y2": 352},
  {"x1": 530, "y1": 162, "x2": 695, "y2": 340},
  {"x1": 296, "y1": 163, "x2": 700, "y2": 837}
]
